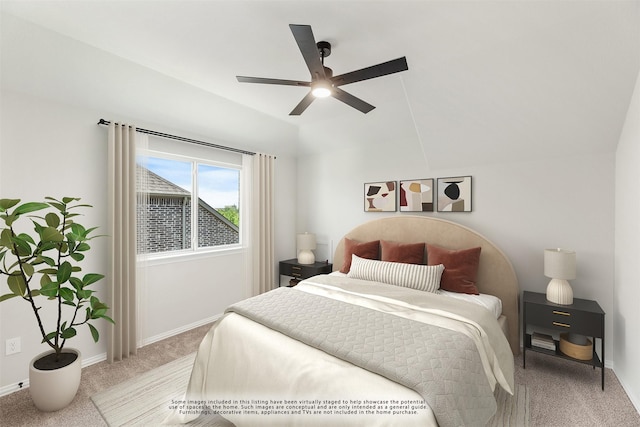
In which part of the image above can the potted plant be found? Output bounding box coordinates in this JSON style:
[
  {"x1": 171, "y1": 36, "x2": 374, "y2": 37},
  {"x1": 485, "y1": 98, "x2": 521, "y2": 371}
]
[{"x1": 0, "y1": 197, "x2": 113, "y2": 411}]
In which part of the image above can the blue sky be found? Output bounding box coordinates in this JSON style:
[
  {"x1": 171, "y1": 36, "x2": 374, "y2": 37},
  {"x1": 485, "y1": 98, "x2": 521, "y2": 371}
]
[{"x1": 141, "y1": 156, "x2": 239, "y2": 208}]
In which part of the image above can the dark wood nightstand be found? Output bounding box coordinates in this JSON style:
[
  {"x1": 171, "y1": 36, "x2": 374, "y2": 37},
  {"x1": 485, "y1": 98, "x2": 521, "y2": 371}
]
[
  {"x1": 523, "y1": 290, "x2": 605, "y2": 390},
  {"x1": 279, "y1": 259, "x2": 333, "y2": 286}
]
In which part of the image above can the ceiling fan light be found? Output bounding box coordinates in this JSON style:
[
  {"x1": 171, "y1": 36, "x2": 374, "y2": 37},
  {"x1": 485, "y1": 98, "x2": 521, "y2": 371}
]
[{"x1": 311, "y1": 82, "x2": 332, "y2": 98}]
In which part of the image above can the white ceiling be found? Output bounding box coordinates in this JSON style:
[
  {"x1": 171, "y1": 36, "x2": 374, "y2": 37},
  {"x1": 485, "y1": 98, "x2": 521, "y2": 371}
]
[{"x1": 2, "y1": 0, "x2": 639, "y2": 166}]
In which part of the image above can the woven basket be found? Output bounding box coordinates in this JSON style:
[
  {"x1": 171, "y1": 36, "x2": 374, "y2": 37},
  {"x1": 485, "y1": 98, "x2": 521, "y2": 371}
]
[{"x1": 559, "y1": 333, "x2": 593, "y2": 360}]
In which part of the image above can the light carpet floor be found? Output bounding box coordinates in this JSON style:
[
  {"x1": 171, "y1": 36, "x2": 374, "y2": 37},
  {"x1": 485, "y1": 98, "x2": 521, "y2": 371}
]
[
  {"x1": 1, "y1": 321, "x2": 638, "y2": 426},
  {"x1": 92, "y1": 352, "x2": 529, "y2": 426}
]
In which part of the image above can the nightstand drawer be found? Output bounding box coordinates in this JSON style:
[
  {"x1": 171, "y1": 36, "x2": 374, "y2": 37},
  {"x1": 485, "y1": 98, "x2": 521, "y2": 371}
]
[
  {"x1": 526, "y1": 304, "x2": 604, "y2": 337},
  {"x1": 279, "y1": 259, "x2": 333, "y2": 281},
  {"x1": 280, "y1": 263, "x2": 318, "y2": 278}
]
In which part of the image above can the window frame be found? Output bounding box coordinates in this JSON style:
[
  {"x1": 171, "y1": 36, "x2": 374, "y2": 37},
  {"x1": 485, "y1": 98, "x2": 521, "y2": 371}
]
[{"x1": 136, "y1": 148, "x2": 243, "y2": 261}]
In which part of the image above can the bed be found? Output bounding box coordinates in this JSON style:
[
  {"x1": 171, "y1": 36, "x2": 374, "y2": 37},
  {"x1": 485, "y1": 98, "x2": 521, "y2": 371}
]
[{"x1": 165, "y1": 216, "x2": 519, "y2": 427}]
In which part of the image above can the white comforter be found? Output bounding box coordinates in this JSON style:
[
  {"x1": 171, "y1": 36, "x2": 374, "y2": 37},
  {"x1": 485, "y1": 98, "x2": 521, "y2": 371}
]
[{"x1": 164, "y1": 275, "x2": 514, "y2": 426}]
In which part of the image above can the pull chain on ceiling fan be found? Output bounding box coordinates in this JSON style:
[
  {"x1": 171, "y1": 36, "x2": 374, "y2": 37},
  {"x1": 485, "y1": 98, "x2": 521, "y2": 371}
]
[{"x1": 236, "y1": 24, "x2": 409, "y2": 115}]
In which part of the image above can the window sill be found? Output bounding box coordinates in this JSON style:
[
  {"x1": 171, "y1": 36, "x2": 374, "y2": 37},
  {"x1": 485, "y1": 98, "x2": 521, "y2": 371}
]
[{"x1": 139, "y1": 245, "x2": 245, "y2": 266}]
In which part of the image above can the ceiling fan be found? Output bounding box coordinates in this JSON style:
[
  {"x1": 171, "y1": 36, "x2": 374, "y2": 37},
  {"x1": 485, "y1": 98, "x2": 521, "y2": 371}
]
[{"x1": 236, "y1": 24, "x2": 409, "y2": 115}]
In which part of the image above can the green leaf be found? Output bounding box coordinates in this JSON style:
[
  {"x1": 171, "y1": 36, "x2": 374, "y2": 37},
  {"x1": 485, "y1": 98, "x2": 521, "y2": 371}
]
[
  {"x1": 16, "y1": 233, "x2": 35, "y2": 245},
  {"x1": 62, "y1": 300, "x2": 76, "y2": 307},
  {"x1": 69, "y1": 277, "x2": 83, "y2": 290},
  {"x1": 38, "y1": 268, "x2": 58, "y2": 275},
  {"x1": 40, "y1": 281, "x2": 59, "y2": 298},
  {"x1": 39, "y1": 242, "x2": 58, "y2": 252},
  {"x1": 70, "y1": 223, "x2": 86, "y2": 237},
  {"x1": 11, "y1": 235, "x2": 32, "y2": 257},
  {"x1": 100, "y1": 314, "x2": 115, "y2": 324},
  {"x1": 46, "y1": 201, "x2": 65, "y2": 212},
  {"x1": 0, "y1": 199, "x2": 20, "y2": 211},
  {"x1": 75, "y1": 243, "x2": 90, "y2": 252},
  {"x1": 45, "y1": 212, "x2": 60, "y2": 228},
  {"x1": 41, "y1": 227, "x2": 63, "y2": 242},
  {"x1": 57, "y1": 261, "x2": 72, "y2": 284},
  {"x1": 40, "y1": 256, "x2": 56, "y2": 267},
  {"x1": 70, "y1": 252, "x2": 85, "y2": 262},
  {"x1": 0, "y1": 293, "x2": 18, "y2": 302},
  {"x1": 83, "y1": 273, "x2": 104, "y2": 286},
  {"x1": 28, "y1": 289, "x2": 40, "y2": 298},
  {"x1": 0, "y1": 229, "x2": 12, "y2": 248},
  {"x1": 21, "y1": 262, "x2": 34, "y2": 277},
  {"x1": 14, "y1": 202, "x2": 48, "y2": 215},
  {"x1": 7, "y1": 274, "x2": 26, "y2": 296},
  {"x1": 40, "y1": 274, "x2": 51, "y2": 286},
  {"x1": 61, "y1": 327, "x2": 76, "y2": 339},
  {"x1": 92, "y1": 308, "x2": 107, "y2": 318},
  {"x1": 3, "y1": 214, "x2": 17, "y2": 227},
  {"x1": 88, "y1": 323, "x2": 99, "y2": 342},
  {"x1": 59, "y1": 287, "x2": 74, "y2": 303},
  {"x1": 43, "y1": 331, "x2": 57, "y2": 343},
  {"x1": 62, "y1": 197, "x2": 80, "y2": 204},
  {"x1": 77, "y1": 289, "x2": 93, "y2": 299}
]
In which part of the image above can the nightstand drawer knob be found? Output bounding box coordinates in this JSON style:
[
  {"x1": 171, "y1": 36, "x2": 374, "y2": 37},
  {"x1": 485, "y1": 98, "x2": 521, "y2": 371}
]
[
  {"x1": 292, "y1": 266, "x2": 301, "y2": 270},
  {"x1": 553, "y1": 321, "x2": 571, "y2": 328},
  {"x1": 553, "y1": 310, "x2": 571, "y2": 316}
]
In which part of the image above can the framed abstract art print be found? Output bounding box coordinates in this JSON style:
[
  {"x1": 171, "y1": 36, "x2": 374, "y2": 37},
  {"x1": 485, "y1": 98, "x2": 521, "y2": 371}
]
[
  {"x1": 364, "y1": 181, "x2": 397, "y2": 212},
  {"x1": 399, "y1": 179, "x2": 434, "y2": 212},
  {"x1": 437, "y1": 176, "x2": 472, "y2": 212}
]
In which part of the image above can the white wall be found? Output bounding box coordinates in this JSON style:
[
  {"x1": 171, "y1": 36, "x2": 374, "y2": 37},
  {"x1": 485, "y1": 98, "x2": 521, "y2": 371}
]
[
  {"x1": 614, "y1": 70, "x2": 640, "y2": 410},
  {"x1": 297, "y1": 134, "x2": 616, "y2": 362},
  {"x1": 0, "y1": 88, "x2": 297, "y2": 393},
  {"x1": 0, "y1": 11, "x2": 301, "y2": 393}
]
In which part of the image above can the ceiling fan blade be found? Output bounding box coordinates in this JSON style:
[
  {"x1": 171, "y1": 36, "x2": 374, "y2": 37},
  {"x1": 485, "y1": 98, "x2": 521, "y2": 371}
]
[
  {"x1": 289, "y1": 24, "x2": 326, "y2": 80},
  {"x1": 289, "y1": 92, "x2": 316, "y2": 116},
  {"x1": 331, "y1": 57, "x2": 408, "y2": 87},
  {"x1": 332, "y1": 87, "x2": 375, "y2": 114},
  {"x1": 237, "y1": 76, "x2": 310, "y2": 87}
]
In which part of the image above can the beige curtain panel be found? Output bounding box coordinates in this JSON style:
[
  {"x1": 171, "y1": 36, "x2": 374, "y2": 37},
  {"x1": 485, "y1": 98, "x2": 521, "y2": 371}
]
[
  {"x1": 251, "y1": 153, "x2": 276, "y2": 296},
  {"x1": 107, "y1": 122, "x2": 139, "y2": 362}
]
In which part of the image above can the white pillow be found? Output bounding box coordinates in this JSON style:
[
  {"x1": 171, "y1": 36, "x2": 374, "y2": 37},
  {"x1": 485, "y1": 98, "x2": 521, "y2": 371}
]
[{"x1": 347, "y1": 254, "x2": 444, "y2": 293}]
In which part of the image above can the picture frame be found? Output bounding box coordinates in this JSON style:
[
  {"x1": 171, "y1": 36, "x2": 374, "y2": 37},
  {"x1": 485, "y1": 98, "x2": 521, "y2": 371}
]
[
  {"x1": 437, "y1": 176, "x2": 472, "y2": 212},
  {"x1": 364, "y1": 181, "x2": 397, "y2": 212},
  {"x1": 399, "y1": 179, "x2": 434, "y2": 212}
]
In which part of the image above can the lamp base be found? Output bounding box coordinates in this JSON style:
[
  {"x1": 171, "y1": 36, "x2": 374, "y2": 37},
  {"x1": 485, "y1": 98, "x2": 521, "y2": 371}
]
[
  {"x1": 297, "y1": 250, "x2": 315, "y2": 265},
  {"x1": 546, "y1": 278, "x2": 573, "y2": 305}
]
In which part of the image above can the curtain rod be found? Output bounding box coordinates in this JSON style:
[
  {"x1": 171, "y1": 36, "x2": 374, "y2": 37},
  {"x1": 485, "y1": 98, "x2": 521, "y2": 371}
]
[{"x1": 97, "y1": 119, "x2": 256, "y2": 156}]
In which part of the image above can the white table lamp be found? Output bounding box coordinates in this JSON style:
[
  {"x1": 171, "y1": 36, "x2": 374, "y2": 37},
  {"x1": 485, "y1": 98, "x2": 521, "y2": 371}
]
[
  {"x1": 544, "y1": 248, "x2": 576, "y2": 305},
  {"x1": 297, "y1": 233, "x2": 316, "y2": 264}
]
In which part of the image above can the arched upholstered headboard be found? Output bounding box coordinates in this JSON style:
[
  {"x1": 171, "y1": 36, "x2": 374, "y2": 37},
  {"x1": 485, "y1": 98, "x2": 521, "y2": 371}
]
[{"x1": 333, "y1": 216, "x2": 520, "y2": 355}]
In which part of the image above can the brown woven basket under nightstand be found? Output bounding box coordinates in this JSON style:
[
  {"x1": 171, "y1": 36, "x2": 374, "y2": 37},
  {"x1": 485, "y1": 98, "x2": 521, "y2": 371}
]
[{"x1": 559, "y1": 333, "x2": 593, "y2": 360}]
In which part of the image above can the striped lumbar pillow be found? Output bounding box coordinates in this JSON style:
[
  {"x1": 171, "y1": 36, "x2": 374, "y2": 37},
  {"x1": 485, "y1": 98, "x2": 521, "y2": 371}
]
[{"x1": 347, "y1": 254, "x2": 444, "y2": 293}]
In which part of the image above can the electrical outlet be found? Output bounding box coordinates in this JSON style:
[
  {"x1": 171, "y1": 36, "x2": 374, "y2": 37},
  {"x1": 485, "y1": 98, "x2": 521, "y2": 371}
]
[{"x1": 6, "y1": 337, "x2": 21, "y2": 355}]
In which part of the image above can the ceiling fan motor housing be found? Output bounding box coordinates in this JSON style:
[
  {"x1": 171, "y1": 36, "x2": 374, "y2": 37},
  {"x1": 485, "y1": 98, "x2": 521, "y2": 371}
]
[{"x1": 317, "y1": 41, "x2": 331, "y2": 58}]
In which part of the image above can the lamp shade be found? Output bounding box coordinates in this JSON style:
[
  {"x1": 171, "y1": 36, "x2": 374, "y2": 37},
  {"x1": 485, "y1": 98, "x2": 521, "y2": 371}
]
[
  {"x1": 544, "y1": 249, "x2": 576, "y2": 280},
  {"x1": 297, "y1": 233, "x2": 316, "y2": 264},
  {"x1": 544, "y1": 248, "x2": 576, "y2": 305},
  {"x1": 297, "y1": 233, "x2": 316, "y2": 251}
]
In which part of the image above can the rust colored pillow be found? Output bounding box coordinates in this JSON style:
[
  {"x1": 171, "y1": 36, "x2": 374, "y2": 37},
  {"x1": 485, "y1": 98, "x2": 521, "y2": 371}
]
[
  {"x1": 427, "y1": 244, "x2": 481, "y2": 294},
  {"x1": 340, "y1": 238, "x2": 380, "y2": 273},
  {"x1": 380, "y1": 240, "x2": 425, "y2": 264}
]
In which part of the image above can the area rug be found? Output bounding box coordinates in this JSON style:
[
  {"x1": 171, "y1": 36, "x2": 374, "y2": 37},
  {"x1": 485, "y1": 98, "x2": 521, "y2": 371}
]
[
  {"x1": 92, "y1": 353, "x2": 529, "y2": 426},
  {"x1": 489, "y1": 384, "x2": 530, "y2": 427}
]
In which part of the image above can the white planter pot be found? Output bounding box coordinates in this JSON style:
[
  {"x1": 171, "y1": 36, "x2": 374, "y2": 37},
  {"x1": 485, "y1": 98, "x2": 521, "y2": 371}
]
[{"x1": 29, "y1": 348, "x2": 82, "y2": 412}]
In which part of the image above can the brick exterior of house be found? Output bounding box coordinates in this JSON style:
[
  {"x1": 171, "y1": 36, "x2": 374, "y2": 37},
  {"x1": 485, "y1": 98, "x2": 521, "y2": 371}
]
[{"x1": 137, "y1": 166, "x2": 239, "y2": 254}]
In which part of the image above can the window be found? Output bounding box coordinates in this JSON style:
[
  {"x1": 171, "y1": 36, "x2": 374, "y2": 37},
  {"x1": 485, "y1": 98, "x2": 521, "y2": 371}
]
[{"x1": 136, "y1": 153, "x2": 241, "y2": 255}]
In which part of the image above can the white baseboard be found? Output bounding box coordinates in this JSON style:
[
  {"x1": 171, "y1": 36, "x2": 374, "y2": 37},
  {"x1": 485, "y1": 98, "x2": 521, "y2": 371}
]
[
  {"x1": 608, "y1": 361, "x2": 640, "y2": 414},
  {"x1": 139, "y1": 314, "x2": 221, "y2": 347},
  {"x1": 0, "y1": 317, "x2": 220, "y2": 398},
  {"x1": 0, "y1": 352, "x2": 107, "y2": 397}
]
